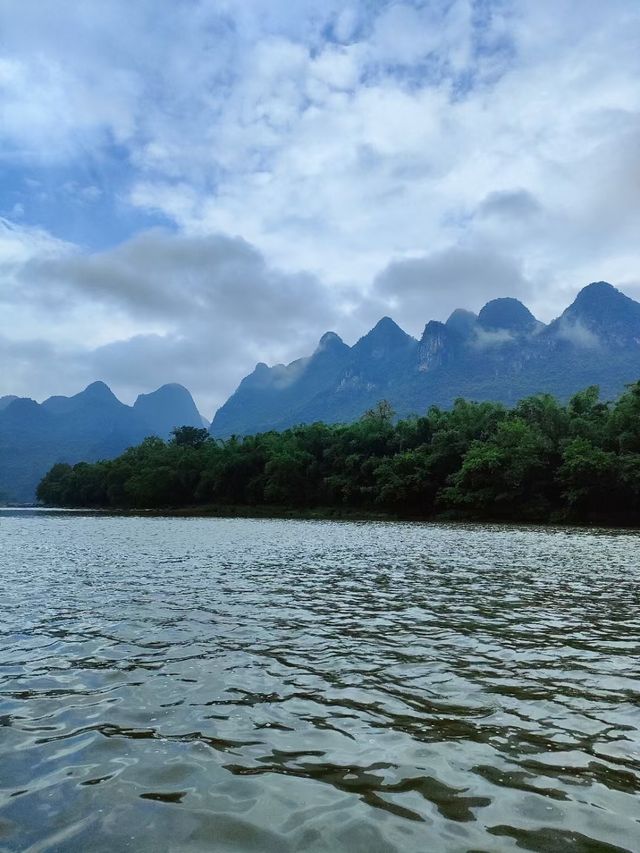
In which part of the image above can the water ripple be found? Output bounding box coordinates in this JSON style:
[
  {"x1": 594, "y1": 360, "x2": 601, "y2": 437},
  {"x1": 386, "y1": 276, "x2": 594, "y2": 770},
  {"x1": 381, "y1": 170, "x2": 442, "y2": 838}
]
[{"x1": 1, "y1": 510, "x2": 639, "y2": 851}]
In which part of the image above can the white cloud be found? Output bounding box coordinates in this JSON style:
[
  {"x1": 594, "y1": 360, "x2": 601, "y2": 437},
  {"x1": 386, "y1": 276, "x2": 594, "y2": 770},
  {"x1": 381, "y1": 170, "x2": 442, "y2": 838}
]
[
  {"x1": 0, "y1": 217, "x2": 71, "y2": 267},
  {"x1": 555, "y1": 319, "x2": 601, "y2": 349},
  {"x1": 124, "y1": 0, "x2": 640, "y2": 319},
  {"x1": 1, "y1": 227, "x2": 357, "y2": 414},
  {"x1": 1, "y1": 0, "x2": 640, "y2": 411},
  {"x1": 372, "y1": 246, "x2": 532, "y2": 331}
]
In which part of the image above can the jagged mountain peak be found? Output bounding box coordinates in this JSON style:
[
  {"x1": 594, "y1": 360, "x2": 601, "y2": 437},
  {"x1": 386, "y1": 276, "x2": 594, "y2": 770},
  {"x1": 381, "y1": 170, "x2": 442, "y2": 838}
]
[
  {"x1": 84, "y1": 380, "x2": 113, "y2": 393},
  {"x1": 354, "y1": 316, "x2": 413, "y2": 354},
  {"x1": 159, "y1": 382, "x2": 190, "y2": 392},
  {"x1": 318, "y1": 330, "x2": 343, "y2": 346},
  {"x1": 373, "y1": 315, "x2": 405, "y2": 334},
  {"x1": 566, "y1": 281, "x2": 639, "y2": 318},
  {"x1": 418, "y1": 321, "x2": 457, "y2": 371},
  {"x1": 446, "y1": 309, "x2": 478, "y2": 338},
  {"x1": 574, "y1": 280, "x2": 617, "y2": 300},
  {"x1": 79, "y1": 380, "x2": 119, "y2": 400},
  {"x1": 203, "y1": 281, "x2": 640, "y2": 439},
  {"x1": 42, "y1": 381, "x2": 122, "y2": 414},
  {"x1": 134, "y1": 383, "x2": 202, "y2": 436},
  {"x1": 0, "y1": 379, "x2": 203, "y2": 502},
  {"x1": 135, "y1": 382, "x2": 192, "y2": 401},
  {"x1": 2, "y1": 397, "x2": 40, "y2": 417},
  {"x1": 550, "y1": 281, "x2": 640, "y2": 347},
  {"x1": 478, "y1": 297, "x2": 538, "y2": 334},
  {"x1": 315, "y1": 331, "x2": 348, "y2": 355},
  {"x1": 0, "y1": 395, "x2": 19, "y2": 411},
  {"x1": 420, "y1": 319, "x2": 447, "y2": 340}
]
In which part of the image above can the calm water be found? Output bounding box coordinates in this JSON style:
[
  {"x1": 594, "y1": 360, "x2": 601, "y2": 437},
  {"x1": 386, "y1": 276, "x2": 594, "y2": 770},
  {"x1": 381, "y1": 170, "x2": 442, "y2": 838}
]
[{"x1": 1, "y1": 511, "x2": 639, "y2": 852}]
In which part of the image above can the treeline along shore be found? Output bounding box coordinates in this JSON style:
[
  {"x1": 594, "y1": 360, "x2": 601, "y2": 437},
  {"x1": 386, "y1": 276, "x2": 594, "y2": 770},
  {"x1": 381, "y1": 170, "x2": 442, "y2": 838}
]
[{"x1": 37, "y1": 382, "x2": 640, "y2": 525}]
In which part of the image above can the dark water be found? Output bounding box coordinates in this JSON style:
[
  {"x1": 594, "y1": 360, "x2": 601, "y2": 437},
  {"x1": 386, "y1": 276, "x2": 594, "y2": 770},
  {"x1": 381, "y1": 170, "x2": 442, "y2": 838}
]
[{"x1": 1, "y1": 511, "x2": 639, "y2": 852}]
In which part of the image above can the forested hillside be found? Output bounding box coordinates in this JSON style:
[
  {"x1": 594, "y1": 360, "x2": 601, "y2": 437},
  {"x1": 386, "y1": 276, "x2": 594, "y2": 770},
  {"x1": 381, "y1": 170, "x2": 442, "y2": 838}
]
[
  {"x1": 211, "y1": 283, "x2": 640, "y2": 437},
  {"x1": 38, "y1": 382, "x2": 640, "y2": 525}
]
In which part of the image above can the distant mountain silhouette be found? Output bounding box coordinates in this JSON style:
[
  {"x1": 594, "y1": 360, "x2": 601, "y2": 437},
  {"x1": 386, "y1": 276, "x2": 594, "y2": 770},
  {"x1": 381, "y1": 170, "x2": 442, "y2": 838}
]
[
  {"x1": 0, "y1": 395, "x2": 19, "y2": 411},
  {"x1": 477, "y1": 297, "x2": 542, "y2": 334},
  {"x1": 211, "y1": 330, "x2": 351, "y2": 437},
  {"x1": 210, "y1": 282, "x2": 640, "y2": 437},
  {"x1": 0, "y1": 382, "x2": 203, "y2": 503},
  {"x1": 133, "y1": 383, "x2": 203, "y2": 439}
]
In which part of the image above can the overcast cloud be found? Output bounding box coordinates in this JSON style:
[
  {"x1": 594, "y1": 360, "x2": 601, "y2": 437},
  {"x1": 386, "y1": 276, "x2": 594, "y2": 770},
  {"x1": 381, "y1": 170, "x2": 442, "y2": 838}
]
[{"x1": 1, "y1": 0, "x2": 639, "y2": 415}]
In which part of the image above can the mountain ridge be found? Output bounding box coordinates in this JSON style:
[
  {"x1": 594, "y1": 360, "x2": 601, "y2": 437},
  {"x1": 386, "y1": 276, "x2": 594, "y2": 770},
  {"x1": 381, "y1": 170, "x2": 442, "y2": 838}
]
[
  {"x1": 4, "y1": 281, "x2": 640, "y2": 501},
  {"x1": 210, "y1": 282, "x2": 640, "y2": 437},
  {"x1": 0, "y1": 381, "x2": 204, "y2": 503}
]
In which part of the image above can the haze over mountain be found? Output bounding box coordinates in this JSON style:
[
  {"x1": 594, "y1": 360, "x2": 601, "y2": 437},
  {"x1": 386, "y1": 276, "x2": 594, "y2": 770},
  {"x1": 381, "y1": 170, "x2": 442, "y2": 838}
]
[
  {"x1": 210, "y1": 282, "x2": 640, "y2": 437},
  {"x1": 0, "y1": 383, "x2": 203, "y2": 503}
]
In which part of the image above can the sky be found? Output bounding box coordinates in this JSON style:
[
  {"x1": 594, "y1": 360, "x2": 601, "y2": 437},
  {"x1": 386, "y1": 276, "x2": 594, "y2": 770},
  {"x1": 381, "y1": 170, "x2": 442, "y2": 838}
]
[{"x1": 1, "y1": 0, "x2": 640, "y2": 417}]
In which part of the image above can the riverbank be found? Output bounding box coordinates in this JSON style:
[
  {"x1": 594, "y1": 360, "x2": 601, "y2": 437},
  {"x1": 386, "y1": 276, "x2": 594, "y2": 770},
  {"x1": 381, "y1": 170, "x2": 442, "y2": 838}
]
[
  {"x1": 95, "y1": 503, "x2": 400, "y2": 522},
  {"x1": 25, "y1": 502, "x2": 639, "y2": 529}
]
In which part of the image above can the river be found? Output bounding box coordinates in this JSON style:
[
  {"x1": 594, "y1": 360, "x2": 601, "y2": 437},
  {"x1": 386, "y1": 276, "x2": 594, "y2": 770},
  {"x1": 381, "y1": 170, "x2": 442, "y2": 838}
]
[{"x1": 1, "y1": 510, "x2": 639, "y2": 852}]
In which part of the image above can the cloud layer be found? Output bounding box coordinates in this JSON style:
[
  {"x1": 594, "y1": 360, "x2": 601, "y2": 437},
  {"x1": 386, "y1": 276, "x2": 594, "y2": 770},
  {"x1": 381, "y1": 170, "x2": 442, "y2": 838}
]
[
  {"x1": 2, "y1": 226, "x2": 353, "y2": 414},
  {"x1": 1, "y1": 0, "x2": 640, "y2": 413}
]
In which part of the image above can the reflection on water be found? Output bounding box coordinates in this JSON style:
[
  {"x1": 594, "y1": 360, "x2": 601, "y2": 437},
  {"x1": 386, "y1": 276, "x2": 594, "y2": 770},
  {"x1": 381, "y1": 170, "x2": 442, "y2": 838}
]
[{"x1": 0, "y1": 510, "x2": 639, "y2": 852}]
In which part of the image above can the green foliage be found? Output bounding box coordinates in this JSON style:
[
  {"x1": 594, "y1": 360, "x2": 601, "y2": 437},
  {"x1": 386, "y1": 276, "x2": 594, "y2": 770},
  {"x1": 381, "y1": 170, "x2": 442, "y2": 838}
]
[
  {"x1": 557, "y1": 437, "x2": 619, "y2": 512},
  {"x1": 443, "y1": 418, "x2": 555, "y2": 518},
  {"x1": 608, "y1": 381, "x2": 640, "y2": 452},
  {"x1": 362, "y1": 399, "x2": 395, "y2": 423},
  {"x1": 170, "y1": 426, "x2": 211, "y2": 448},
  {"x1": 36, "y1": 386, "x2": 640, "y2": 524}
]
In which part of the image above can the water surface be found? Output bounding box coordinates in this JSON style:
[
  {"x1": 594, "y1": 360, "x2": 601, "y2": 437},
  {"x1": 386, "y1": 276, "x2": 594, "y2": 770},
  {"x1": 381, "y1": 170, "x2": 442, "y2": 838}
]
[{"x1": 1, "y1": 511, "x2": 639, "y2": 851}]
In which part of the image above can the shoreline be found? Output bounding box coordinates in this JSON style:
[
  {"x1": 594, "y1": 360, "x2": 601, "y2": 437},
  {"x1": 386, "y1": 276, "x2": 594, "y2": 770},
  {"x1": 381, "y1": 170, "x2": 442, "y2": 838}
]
[{"x1": 8, "y1": 502, "x2": 640, "y2": 530}]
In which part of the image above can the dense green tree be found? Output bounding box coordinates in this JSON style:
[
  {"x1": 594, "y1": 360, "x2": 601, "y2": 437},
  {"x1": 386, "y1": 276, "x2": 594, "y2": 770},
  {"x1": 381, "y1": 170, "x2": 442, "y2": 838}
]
[
  {"x1": 170, "y1": 426, "x2": 211, "y2": 448},
  {"x1": 608, "y1": 381, "x2": 640, "y2": 453},
  {"x1": 443, "y1": 419, "x2": 555, "y2": 518},
  {"x1": 37, "y1": 463, "x2": 74, "y2": 506},
  {"x1": 372, "y1": 449, "x2": 434, "y2": 512},
  {"x1": 362, "y1": 399, "x2": 395, "y2": 423},
  {"x1": 264, "y1": 447, "x2": 316, "y2": 506},
  {"x1": 557, "y1": 438, "x2": 620, "y2": 514},
  {"x1": 35, "y1": 385, "x2": 640, "y2": 525},
  {"x1": 567, "y1": 386, "x2": 610, "y2": 446},
  {"x1": 514, "y1": 393, "x2": 570, "y2": 443}
]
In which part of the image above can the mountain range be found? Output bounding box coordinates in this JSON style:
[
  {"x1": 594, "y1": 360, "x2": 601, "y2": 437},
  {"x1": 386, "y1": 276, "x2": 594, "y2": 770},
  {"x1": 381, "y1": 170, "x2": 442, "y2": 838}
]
[
  {"x1": 0, "y1": 382, "x2": 204, "y2": 503},
  {"x1": 209, "y1": 282, "x2": 640, "y2": 436},
  {"x1": 3, "y1": 281, "x2": 640, "y2": 503}
]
